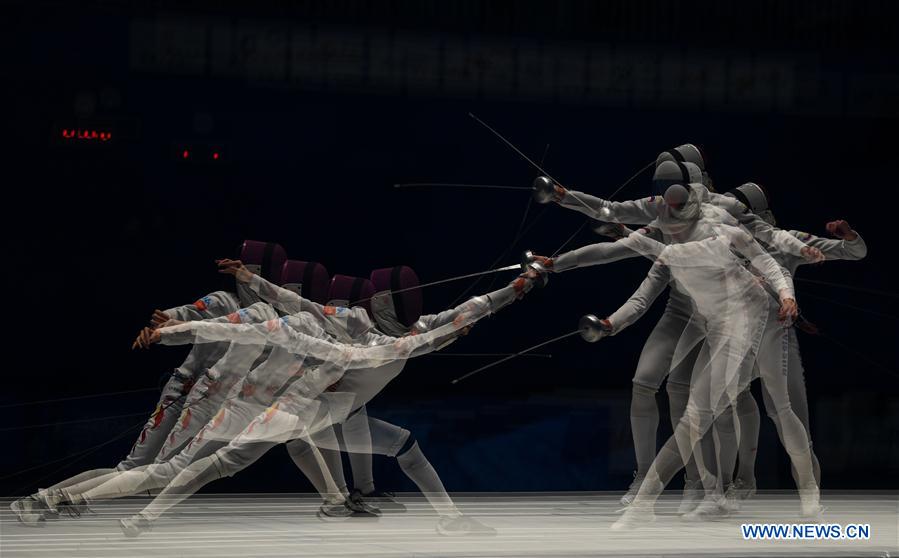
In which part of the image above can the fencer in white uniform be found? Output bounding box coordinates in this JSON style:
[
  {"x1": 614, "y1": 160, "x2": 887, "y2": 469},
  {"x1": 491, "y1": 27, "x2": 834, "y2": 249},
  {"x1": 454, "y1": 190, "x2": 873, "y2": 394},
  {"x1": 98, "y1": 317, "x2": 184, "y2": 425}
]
[
  {"x1": 532, "y1": 145, "x2": 822, "y2": 512},
  {"x1": 113, "y1": 262, "x2": 545, "y2": 537},
  {"x1": 571, "y1": 187, "x2": 822, "y2": 528},
  {"x1": 711, "y1": 183, "x2": 868, "y2": 509},
  {"x1": 535, "y1": 155, "x2": 712, "y2": 511},
  {"x1": 37, "y1": 261, "x2": 387, "y2": 521}
]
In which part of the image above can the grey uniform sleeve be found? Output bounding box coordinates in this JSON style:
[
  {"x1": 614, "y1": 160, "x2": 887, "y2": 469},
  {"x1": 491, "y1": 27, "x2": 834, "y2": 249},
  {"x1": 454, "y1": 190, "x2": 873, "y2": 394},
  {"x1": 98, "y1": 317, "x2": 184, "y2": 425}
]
[
  {"x1": 709, "y1": 193, "x2": 810, "y2": 257},
  {"x1": 728, "y1": 227, "x2": 794, "y2": 299},
  {"x1": 790, "y1": 230, "x2": 868, "y2": 263},
  {"x1": 558, "y1": 189, "x2": 662, "y2": 224},
  {"x1": 247, "y1": 274, "x2": 322, "y2": 315},
  {"x1": 553, "y1": 226, "x2": 660, "y2": 271},
  {"x1": 606, "y1": 261, "x2": 671, "y2": 333},
  {"x1": 415, "y1": 282, "x2": 528, "y2": 330}
]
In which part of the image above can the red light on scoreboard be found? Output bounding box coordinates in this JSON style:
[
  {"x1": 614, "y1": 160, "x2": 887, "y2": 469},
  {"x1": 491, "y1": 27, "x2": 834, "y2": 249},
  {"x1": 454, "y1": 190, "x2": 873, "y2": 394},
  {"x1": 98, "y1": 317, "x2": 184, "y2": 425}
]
[
  {"x1": 61, "y1": 128, "x2": 112, "y2": 141},
  {"x1": 174, "y1": 143, "x2": 226, "y2": 163}
]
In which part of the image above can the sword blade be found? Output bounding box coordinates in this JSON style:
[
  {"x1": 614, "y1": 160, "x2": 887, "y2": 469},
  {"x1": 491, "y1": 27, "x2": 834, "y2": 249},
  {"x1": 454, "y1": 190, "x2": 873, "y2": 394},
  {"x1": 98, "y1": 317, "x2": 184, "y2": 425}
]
[{"x1": 451, "y1": 329, "x2": 581, "y2": 384}]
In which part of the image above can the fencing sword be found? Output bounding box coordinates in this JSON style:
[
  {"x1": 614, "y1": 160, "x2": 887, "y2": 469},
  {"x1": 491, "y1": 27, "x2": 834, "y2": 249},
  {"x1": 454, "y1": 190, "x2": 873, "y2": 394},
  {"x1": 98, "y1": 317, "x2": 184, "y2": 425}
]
[
  {"x1": 451, "y1": 314, "x2": 608, "y2": 384},
  {"x1": 467, "y1": 112, "x2": 600, "y2": 215},
  {"x1": 430, "y1": 353, "x2": 552, "y2": 358},
  {"x1": 467, "y1": 112, "x2": 656, "y2": 228},
  {"x1": 394, "y1": 183, "x2": 531, "y2": 191},
  {"x1": 446, "y1": 142, "x2": 549, "y2": 306},
  {"x1": 353, "y1": 250, "x2": 549, "y2": 306},
  {"x1": 404, "y1": 116, "x2": 651, "y2": 303}
]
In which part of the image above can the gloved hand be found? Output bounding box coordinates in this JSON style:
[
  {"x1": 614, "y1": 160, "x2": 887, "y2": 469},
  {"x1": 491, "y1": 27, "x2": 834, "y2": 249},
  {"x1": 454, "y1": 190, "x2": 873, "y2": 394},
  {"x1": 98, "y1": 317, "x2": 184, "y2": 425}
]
[
  {"x1": 132, "y1": 326, "x2": 162, "y2": 349},
  {"x1": 800, "y1": 246, "x2": 825, "y2": 264},
  {"x1": 150, "y1": 309, "x2": 171, "y2": 328},
  {"x1": 217, "y1": 258, "x2": 254, "y2": 282},
  {"x1": 778, "y1": 297, "x2": 799, "y2": 323},
  {"x1": 593, "y1": 222, "x2": 628, "y2": 240},
  {"x1": 826, "y1": 219, "x2": 858, "y2": 241},
  {"x1": 579, "y1": 314, "x2": 613, "y2": 342},
  {"x1": 552, "y1": 183, "x2": 568, "y2": 203},
  {"x1": 526, "y1": 252, "x2": 555, "y2": 271},
  {"x1": 510, "y1": 264, "x2": 548, "y2": 298}
]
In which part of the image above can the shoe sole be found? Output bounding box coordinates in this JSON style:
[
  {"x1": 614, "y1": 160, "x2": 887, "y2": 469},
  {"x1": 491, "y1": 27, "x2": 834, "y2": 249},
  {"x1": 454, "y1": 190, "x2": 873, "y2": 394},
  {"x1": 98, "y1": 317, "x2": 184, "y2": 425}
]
[
  {"x1": 676, "y1": 501, "x2": 702, "y2": 516},
  {"x1": 316, "y1": 510, "x2": 351, "y2": 522},
  {"x1": 119, "y1": 519, "x2": 148, "y2": 538},
  {"x1": 363, "y1": 501, "x2": 406, "y2": 512},
  {"x1": 610, "y1": 514, "x2": 656, "y2": 531}
]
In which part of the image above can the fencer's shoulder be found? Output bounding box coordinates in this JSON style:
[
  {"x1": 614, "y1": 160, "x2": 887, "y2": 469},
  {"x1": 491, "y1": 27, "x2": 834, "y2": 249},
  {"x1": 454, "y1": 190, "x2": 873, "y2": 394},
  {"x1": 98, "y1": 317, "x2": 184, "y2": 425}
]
[
  {"x1": 708, "y1": 192, "x2": 747, "y2": 210},
  {"x1": 719, "y1": 223, "x2": 753, "y2": 241}
]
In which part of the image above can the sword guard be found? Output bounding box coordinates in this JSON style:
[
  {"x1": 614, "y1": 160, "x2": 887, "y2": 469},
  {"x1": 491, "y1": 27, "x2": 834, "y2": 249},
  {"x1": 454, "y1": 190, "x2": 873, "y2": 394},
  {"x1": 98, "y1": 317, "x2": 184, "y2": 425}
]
[
  {"x1": 520, "y1": 251, "x2": 549, "y2": 288},
  {"x1": 579, "y1": 314, "x2": 609, "y2": 342},
  {"x1": 532, "y1": 176, "x2": 555, "y2": 204}
]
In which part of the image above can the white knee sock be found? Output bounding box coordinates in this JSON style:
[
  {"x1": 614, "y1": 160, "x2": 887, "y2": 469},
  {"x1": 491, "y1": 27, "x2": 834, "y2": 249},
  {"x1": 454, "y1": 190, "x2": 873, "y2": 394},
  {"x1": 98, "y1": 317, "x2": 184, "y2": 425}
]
[
  {"x1": 397, "y1": 441, "x2": 460, "y2": 518},
  {"x1": 286, "y1": 442, "x2": 347, "y2": 502}
]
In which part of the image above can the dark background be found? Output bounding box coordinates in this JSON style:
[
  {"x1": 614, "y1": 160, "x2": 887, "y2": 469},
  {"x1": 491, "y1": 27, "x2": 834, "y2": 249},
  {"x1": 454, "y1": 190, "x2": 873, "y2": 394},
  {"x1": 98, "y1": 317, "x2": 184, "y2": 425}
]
[{"x1": 3, "y1": 1, "x2": 898, "y2": 497}]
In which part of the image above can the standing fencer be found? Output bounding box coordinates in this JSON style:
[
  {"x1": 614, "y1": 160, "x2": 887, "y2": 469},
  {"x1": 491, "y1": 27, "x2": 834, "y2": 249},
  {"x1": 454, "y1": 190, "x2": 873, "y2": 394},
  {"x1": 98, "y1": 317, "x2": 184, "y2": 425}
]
[
  {"x1": 570, "y1": 193, "x2": 823, "y2": 528},
  {"x1": 711, "y1": 184, "x2": 868, "y2": 508},
  {"x1": 531, "y1": 145, "x2": 822, "y2": 513}
]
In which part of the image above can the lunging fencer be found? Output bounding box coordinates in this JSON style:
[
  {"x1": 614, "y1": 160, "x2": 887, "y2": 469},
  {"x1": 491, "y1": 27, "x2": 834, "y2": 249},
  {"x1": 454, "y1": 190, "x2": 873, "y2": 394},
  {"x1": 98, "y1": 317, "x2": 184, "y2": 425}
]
[{"x1": 112, "y1": 258, "x2": 547, "y2": 537}]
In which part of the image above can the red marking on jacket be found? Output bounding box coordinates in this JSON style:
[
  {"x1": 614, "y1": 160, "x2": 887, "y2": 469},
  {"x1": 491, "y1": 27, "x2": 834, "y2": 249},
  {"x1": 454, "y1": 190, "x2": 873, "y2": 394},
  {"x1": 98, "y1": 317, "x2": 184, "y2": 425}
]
[
  {"x1": 180, "y1": 408, "x2": 192, "y2": 430},
  {"x1": 150, "y1": 404, "x2": 165, "y2": 429},
  {"x1": 512, "y1": 277, "x2": 527, "y2": 293},
  {"x1": 210, "y1": 408, "x2": 227, "y2": 430},
  {"x1": 241, "y1": 383, "x2": 256, "y2": 398}
]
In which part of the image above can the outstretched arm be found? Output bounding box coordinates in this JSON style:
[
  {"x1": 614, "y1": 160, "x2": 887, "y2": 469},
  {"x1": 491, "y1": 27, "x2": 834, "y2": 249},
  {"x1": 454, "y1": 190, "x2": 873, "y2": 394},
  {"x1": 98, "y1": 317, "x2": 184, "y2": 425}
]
[
  {"x1": 709, "y1": 193, "x2": 823, "y2": 262},
  {"x1": 792, "y1": 220, "x2": 867, "y2": 264},
  {"x1": 161, "y1": 290, "x2": 241, "y2": 322},
  {"x1": 541, "y1": 226, "x2": 662, "y2": 272},
  {"x1": 604, "y1": 260, "x2": 671, "y2": 334},
  {"x1": 218, "y1": 259, "x2": 326, "y2": 315},
  {"x1": 553, "y1": 183, "x2": 663, "y2": 225}
]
